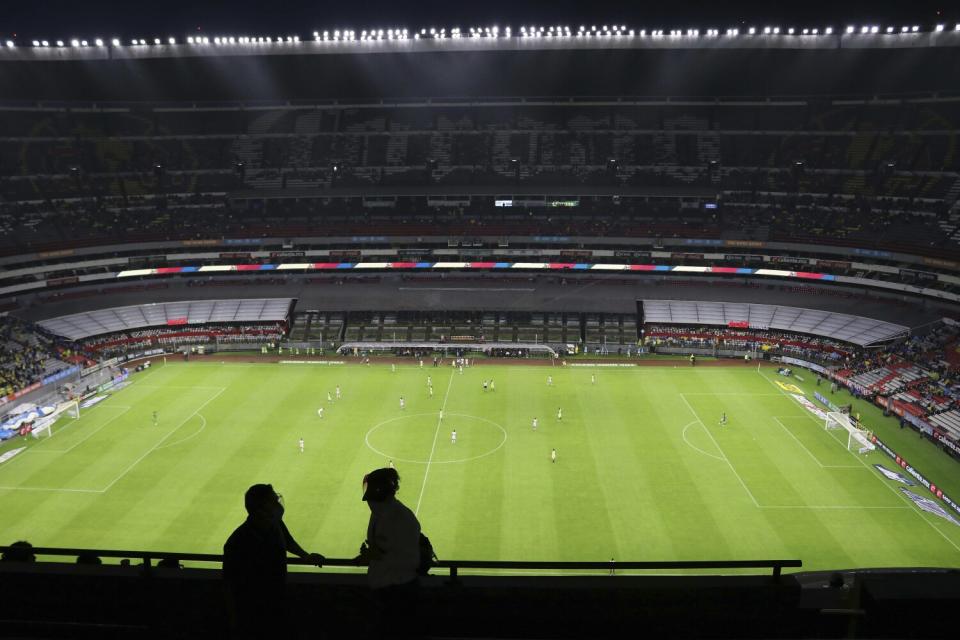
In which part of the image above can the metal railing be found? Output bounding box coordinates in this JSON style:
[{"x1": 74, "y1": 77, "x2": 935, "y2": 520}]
[{"x1": 1, "y1": 546, "x2": 801, "y2": 581}]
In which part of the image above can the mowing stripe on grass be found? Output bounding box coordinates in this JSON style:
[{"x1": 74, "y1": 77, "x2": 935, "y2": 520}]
[
  {"x1": 415, "y1": 371, "x2": 455, "y2": 516},
  {"x1": 757, "y1": 368, "x2": 960, "y2": 554},
  {"x1": 679, "y1": 393, "x2": 760, "y2": 508}
]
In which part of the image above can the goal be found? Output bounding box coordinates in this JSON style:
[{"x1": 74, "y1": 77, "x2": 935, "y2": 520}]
[
  {"x1": 31, "y1": 400, "x2": 79, "y2": 438},
  {"x1": 825, "y1": 411, "x2": 875, "y2": 454}
]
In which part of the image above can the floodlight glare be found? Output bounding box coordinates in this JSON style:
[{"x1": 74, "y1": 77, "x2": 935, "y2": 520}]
[
  {"x1": 825, "y1": 27, "x2": 833, "y2": 35},
  {"x1": 95, "y1": 38, "x2": 104, "y2": 46},
  {"x1": 860, "y1": 26, "x2": 869, "y2": 34},
  {"x1": 870, "y1": 26, "x2": 878, "y2": 34},
  {"x1": 71, "y1": 39, "x2": 80, "y2": 47},
  {"x1": 80, "y1": 40, "x2": 88, "y2": 46},
  {"x1": 41, "y1": 40, "x2": 49, "y2": 46},
  {"x1": 168, "y1": 37, "x2": 175, "y2": 44},
  {"x1": 887, "y1": 26, "x2": 894, "y2": 33},
  {"x1": 57, "y1": 40, "x2": 64, "y2": 47},
  {"x1": 846, "y1": 26, "x2": 854, "y2": 34},
  {"x1": 5, "y1": 40, "x2": 13, "y2": 48},
  {"x1": 935, "y1": 24, "x2": 944, "y2": 32},
  {"x1": 31, "y1": 40, "x2": 39, "y2": 47}
]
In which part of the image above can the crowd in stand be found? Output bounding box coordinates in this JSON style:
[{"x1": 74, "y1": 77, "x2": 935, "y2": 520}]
[
  {"x1": 642, "y1": 325, "x2": 853, "y2": 362},
  {"x1": 0, "y1": 317, "x2": 68, "y2": 397},
  {"x1": 81, "y1": 322, "x2": 287, "y2": 356}
]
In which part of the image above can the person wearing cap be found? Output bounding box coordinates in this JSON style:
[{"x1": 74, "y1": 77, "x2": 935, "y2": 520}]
[{"x1": 358, "y1": 467, "x2": 422, "y2": 638}]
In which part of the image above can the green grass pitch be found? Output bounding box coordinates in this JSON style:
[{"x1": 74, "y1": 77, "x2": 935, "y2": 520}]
[{"x1": 2, "y1": 360, "x2": 959, "y2": 574}]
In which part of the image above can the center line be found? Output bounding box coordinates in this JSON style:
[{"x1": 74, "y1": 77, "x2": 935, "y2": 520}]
[{"x1": 415, "y1": 371, "x2": 455, "y2": 516}]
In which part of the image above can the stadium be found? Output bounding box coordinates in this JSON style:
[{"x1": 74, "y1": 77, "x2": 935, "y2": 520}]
[{"x1": 1, "y1": 9, "x2": 960, "y2": 638}]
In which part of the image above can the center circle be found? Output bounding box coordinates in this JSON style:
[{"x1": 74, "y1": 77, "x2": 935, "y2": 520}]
[{"x1": 365, "y1": 412, "x2": 507, "y2": 464}]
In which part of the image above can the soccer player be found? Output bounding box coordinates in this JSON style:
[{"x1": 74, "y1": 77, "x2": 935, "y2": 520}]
[
  {"x1": 335, "y1": 385, "x2": 341, "y2": 400},
  {"x1": 557, "y1": 407, "x2": 563, "y2": 421},
  {"x1": 547, "y1": 375, "x2": 553, "y2": 386},
  {"x1": 299, "y1": 438, "x2": 305, "y2": 453},
  {"x1": 532, "y1": 417, "x2": 538, "y2": 432},
  {"x1": 391, "y1": 364, "x2": 396, "y2": 373},
  {"x1": 429, "y1": 385, "x2": 434, "y2": 398},
  {"x1": 451, "y1": 429, "x2": 457, "y2": 444},
  {"x1": 427, "y1": 376, "x2": 432, "y2": 387},
  {"x1": 490, "y1": 379, "x2": 495, "y2": 391},
  {"x1": 389, "y1": 459, "x2": 395, "y2": 469},
  {"x1": 720, "y1": 413, "x2": 727, "y2": 427},
  {"x1": 327, "y1": 391, "x2": 333, "y2": 403},
  {"x1": 419, "y1": 359, "x2": 423, "y2": 368},
  {"x1": 591, "y1": 374, "x2": 596, "y2": 385},
  {"x1": 152, "y1": 410, "x2": 158, "y2": 427},
  {"x1": 459, "y1": 365, "x2": 464, "y2": 375},
  {"x1": 439, "y1": 410, "x2": 443, "y2": 421},
  {"x1": 482, "y1": 380, "x2": 488, "y2": 392},
  {"x1": 551, "y1": 448, "x2": 557, "y2": 463},
  {"x1": 399, "y1": 397, "x2": 405, "y2": 410},
  {"x1": 317, "y1": 407, "x2": 324, "y2": 419}
]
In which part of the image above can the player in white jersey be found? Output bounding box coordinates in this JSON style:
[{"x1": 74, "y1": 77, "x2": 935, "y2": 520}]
[
  {"x1": 327, "y1": 391, "x2": 333, "y2": 403},
  {"x1": 532, "y1": 417, "x2": 538, "y2": 431},
  {"x1": 335, "y1": 385, "x2": 341, "y2": 399},
  {"x1": 547, "y1": 375, "x2": 553, "y2": 386},
  {"x1": 152, "y1": 410, "x2": 158, "y2": 427},
  {"x1": 490, "y1": 379, "x2": 495, "y2": 392},
  {"x1": 389, "y1": 459, "x2": 395, "y2": 469},
  {"x1": 451, "y1": 429, "x2": 457, "y2": 444},
  {"x1": 551, "y1": 448, "x2": 557, "y2": 463},
  {"x1": 400, "y1": 397, "x2": 405, "y2": 410},
  {"x1": 429, "y1": 385, "x2": 434, "y2": 398},
  {"x1": 720, "y1": 413, "x2": 727, "y2": 427},
  {"x1": 439, "y1": 410, "x2": 443, "y2": 421},
  {"x1": 591, "y1": 374, "x2": 596, "y2": 385},
  {"x1": 427, "y1": 376, "x2": 432, "y2": 387},
  {"x1": 299, "y1": 438, "x2": 305, "y2": 453},
  {"x1": 557, "y1": 407, "x2": 562, "y2": 421},
  {"x1": 391, "y1": 363, "x2": 396, "y2": 373},
  {"x1": 317, "y1": 407, "x2": 324, "y2": 419}
]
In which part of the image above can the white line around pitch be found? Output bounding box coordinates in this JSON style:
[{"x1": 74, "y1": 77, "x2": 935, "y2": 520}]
[
  {"x1": 679, "y1": 393, "x2": 760, "y2": 508},
  {"x1": 756, "y1": 368, "x2": 960, "y2": 554},
  {"x1": 98, "y1": 387, "x2": 227, "y2": 493},
  {"x1": 414, "y1": 371, "x2": 455, "y2": 516}
]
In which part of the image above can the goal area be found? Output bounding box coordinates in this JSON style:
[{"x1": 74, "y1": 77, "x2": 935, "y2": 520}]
[
  {"x1": 825, "y1": 411, "x2": 875, "y2": 455},
  {"x1": 31, "y1": 399, "x2": 80, "y2": 439}
]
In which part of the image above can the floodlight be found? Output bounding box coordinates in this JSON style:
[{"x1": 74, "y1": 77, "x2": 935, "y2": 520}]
[
  {"x1": 886, "y1": 26, "x2": 894, "y2": 33},
  {"x1": 860, "y1": 26, "x2": 869, "y2": 34},
  {"x1": 870, "y1": 26, "x2": 878, "y2": 33},
  {"x1": 168, "y1": 37, "x2": 175, "y2": 44},
  {"x1": 32, "y1": 40, "x2": 39, "y2": 46},
  {"x1": 773, "y1": 27, "x2": 780, "y2": 34},
  {"x1": 749, "y1": 27, "x2": 756, "y2": 34},
  {"x1": 153, "y1": 38, "x2": 160, "y2": 44},
  {"x1": 95, "y1": 38, "x2": 104, "y2": 46},
  {"x1": 5, "y1": 40, "x2": 13, "y2": 48},
  {"x1": 901, "y1": 26, "x2": 909, "y2": 32},
  {"x1": 42, "y1": 40, "x2": 49, "y2": 46},
  {"x1": 846, "y1": 26, "x2": 854, "y2": 34},
  {"x1": 80, "y1": 40, "x2": 87, "y2": 46},
  {"x1": 787, "y1": 28, "x2": 794, "y2": 34},
  {"x1": 57, "y1": 40, "x2": 64, "y2": 47},
  {"x1": 71, "y1": 39, "x2": 80, "y2": 47},
  {"x1": 825, "y1": 27, "x2": 833, "y2": 35},
  {"x1": 911, "y1": 25, "x2": 919, "y2": 32},
  {"x1": 935, "y1": 24, "x2": 944, "y2": 32}
]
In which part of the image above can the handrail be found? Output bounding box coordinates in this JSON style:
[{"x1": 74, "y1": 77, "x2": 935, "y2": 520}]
[{"x1": 0, "y1": 546, "x2": 801, "y2": 580}]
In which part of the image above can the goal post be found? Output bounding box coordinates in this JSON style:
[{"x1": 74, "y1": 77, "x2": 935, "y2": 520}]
[
  {"x1": 30, "y1": 400, "x2": 79, "y2": 439},
  {"x1": 825, "y1": 411, "x2": 875, "y2": 454}
]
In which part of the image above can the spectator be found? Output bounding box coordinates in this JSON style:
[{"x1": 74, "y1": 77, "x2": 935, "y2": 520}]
[
  {"x1": 1, "y1": 540, "x2": 36, "y2": 562},
  {"x1": 223, "y1": 484, "x2": 325, "y2": 639},
  {"x1": 357, "y1": 467, "x2": 423, "y2": 640},
  {"x1": 75, "y1": 551, "x2": 102, "y2": 565}
]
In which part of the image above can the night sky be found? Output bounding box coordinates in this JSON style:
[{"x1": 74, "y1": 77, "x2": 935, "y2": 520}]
[{"x1": 4, "y1": 0, "x2": 956, "y2": 41}]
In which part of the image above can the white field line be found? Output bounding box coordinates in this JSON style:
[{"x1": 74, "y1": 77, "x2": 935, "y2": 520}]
[
  {"x1": 155, "y1": 414, "x2": 207, "y2": 451},
  {"x1": 56, "y1": 406, "x2": 134, "y2": 455},
  {"x1": 760, "y1": 505, "x2": 910, "y2": 510},
  {"x1": 0, "y1": 485, "x2": 103, "y2": 493},
  {"x1": 414, "y1": 371, "x2": 456, "y2": 516},
  {"x1": 680, "y1": 421, "x2": 725, "y2": 461},
  {"x1": 98, "y1": 387, "x2": 227, "y2": 493},
  {"x1": 772, "y1": 417, "x2": 862, "y2": 469},
  {"x1": 679, "y1": 393, "x2": 760, "y2": 507},
  {"x1": 756, "y1": 368, "x2": 960, "y2": 554}
]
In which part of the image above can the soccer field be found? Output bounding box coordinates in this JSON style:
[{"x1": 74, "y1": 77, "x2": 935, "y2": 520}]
[{"x1": 2, "y1": 359, "x2": 959, "y2": 573}]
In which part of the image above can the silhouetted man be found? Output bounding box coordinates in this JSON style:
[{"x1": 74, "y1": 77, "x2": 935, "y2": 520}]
[
  {"x1": 357, "y1": 468, "x2": 422, "y2": 639},
  {"x1": 223, "y1": 484, "x2": 324, "y2": 639}
]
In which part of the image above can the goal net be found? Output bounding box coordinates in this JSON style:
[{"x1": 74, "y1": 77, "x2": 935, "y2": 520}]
[
  {"x1": 825, "y1": 411, "x2": 875, "y2": 454},
  {"x1": 31, "y1": 400, "x2": 79, "y2": 438}
]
